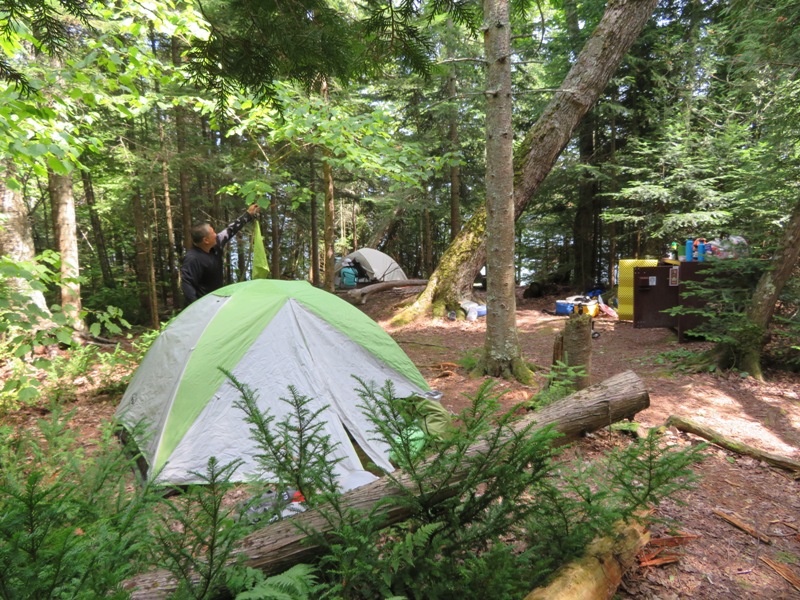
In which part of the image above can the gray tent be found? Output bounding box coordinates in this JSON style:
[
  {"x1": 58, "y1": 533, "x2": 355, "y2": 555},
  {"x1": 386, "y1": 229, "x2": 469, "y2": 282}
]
[
  {"x1": 336, "y1": 248, "x2": 407, "y2": 283},
  {"x1": 115, "y1": 280, "x2": 432, "y2": 491}
]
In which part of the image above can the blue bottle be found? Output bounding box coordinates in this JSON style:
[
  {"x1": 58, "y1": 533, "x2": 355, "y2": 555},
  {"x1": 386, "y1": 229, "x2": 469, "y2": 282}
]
[
  {"x1": 697, "y1": 241, "x2": 705, "y2": 261},
  {"x1": 685, "y1": 239, "x2": 694, "y2": 262}
]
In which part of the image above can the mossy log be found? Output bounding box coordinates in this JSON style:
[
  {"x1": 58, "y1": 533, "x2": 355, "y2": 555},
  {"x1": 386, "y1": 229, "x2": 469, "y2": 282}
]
[
  {"x1": 124, "y1": 370, "x2": 649, "y2": 598},
  {"x1": 524, "y1": 520, "x2": 650, "y2": 600},
  {"x1": 666, "y1": 415, "x2": 800, "y2": 472}
]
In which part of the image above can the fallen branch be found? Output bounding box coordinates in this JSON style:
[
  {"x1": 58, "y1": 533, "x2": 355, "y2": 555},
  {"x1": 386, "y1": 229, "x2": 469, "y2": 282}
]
[
  {"x1": 712, "y1": 510, "x2": 771, "y2": 544},
  {"x1": 523, "y1": 520, "x2": 650, "y2": 600},
  {"x1": 666, "y1": 415, "x2": 800, "y2": 473},
  {"x1": 346, "y1": 279, "x2": 428, "y2": 304},
  {"x1": 125, "y1": 370, "x2": 649, "y2": 598},
  {"x1": 760, "y1": 556, "x2": 800, "y2": 592}
]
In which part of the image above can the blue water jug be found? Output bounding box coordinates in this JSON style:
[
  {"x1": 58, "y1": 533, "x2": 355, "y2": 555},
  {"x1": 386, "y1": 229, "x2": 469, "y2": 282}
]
[
  {"x1": 685, "y1": 239, "x2": 694, "y2": 262},
  {"x1": 697, "y1": 241, "x2": 705, "y2": 261}
]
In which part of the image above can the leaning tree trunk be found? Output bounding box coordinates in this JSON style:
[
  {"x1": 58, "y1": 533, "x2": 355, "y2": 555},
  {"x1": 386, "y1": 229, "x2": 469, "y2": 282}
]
[
  {"x1": 397, "y1": 0, "x2": 660, "y2": 320},
  {"x1": 123, "y1": 370, "x2": 649, "y2": 598},
  {"x1": 716, "y1": 199, "x2": 800, "y2": 380}
]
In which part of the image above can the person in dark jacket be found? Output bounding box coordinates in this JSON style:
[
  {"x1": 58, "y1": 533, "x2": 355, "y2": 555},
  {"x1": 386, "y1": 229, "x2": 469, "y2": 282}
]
[{"x1": 180, "y1": 203, "x2": 260, "y2": 306}]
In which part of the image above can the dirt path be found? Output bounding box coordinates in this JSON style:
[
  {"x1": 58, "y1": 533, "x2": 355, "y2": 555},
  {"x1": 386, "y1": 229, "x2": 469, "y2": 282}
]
[{"x1": 361, "y1": 286, "x2": 800, "y2": 599}]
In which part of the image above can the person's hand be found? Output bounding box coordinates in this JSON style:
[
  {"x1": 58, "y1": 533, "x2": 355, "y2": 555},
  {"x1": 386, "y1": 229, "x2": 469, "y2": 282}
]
[{"x1": 247, "y1": 202, "x2": 260, "y2": 217}]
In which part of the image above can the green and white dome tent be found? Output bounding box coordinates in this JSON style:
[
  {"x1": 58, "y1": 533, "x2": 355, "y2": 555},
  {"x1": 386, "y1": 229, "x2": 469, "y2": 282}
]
[{"x1": 115, "y1": 279, "x2": 433, "y2": 491}]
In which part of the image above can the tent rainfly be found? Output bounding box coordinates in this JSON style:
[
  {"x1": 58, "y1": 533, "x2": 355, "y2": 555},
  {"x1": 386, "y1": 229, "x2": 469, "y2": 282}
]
[
  {"x1": 115, "y1": 279, "x2": 432, "y2": 491},
  {"x1": 336, "y1": 248, "x2": 407, "y2": 283}
]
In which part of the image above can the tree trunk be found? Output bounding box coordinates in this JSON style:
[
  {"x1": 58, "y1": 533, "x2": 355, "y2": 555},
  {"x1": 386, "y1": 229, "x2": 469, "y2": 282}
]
[
  {"x1": 555, "y1": 313, "x2": 592, "y2": 390},
  {"x1": 446, "y1": 52, "x2": 462, "y2": 241},
  {"x1": 564, "y1": 0, "x2": 598, "y2": 293},
  {"x1": 131, "y1": 188, "x2": 158, "y2": 327},
  {"x1": 48, "y1": 170, "x2": 85, "y2": 332},
  {"x1": 171, "y1": 36, "x2": 193, "y2": 252},
  {"x1": 717, "y1": 199, "x2": 800, "y2": 380},
  {"x1": 310, "y1": 153, "x2": 320, "y2": 286},
  {"x1": 123, "y1": 371, "x2": 649, "y2": 598},
  {"x1": 0, "y1": 161, "x2": 50, "y2": 314},
  {"x1": 480, "y1": 0, "x2": 528, "y2": 380},
  {"x1": 81, "y1": 170, "x2": 115, "y2": 289},
  {"x1": 400, "y1": 0, "x2": 659, "y2": 318},
  {"x1": 270, "y1": 193, "x2": 281, "y2": 278},
  {"x1": 323, "y1": 157, "x2": 335, "y2": 292}
]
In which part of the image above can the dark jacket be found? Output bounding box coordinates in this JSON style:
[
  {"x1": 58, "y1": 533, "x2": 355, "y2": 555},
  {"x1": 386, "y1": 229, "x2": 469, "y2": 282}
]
[{"x1": 181, "y1": 211, "x2": 254, "y2": 306}]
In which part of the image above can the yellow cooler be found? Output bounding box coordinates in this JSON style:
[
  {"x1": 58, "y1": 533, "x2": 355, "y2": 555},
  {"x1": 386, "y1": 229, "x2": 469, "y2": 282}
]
[{"x1": 618, "y1": 259, "x2": 659, "y2": 320}]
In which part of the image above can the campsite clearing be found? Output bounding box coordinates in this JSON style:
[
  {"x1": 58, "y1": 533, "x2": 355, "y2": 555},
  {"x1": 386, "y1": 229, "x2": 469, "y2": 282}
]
[{"x1": 5, "y1": 284, "x2": 799, "y2": 599}]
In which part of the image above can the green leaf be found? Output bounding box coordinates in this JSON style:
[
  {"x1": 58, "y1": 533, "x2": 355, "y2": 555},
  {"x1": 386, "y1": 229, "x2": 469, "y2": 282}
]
[
  {"x1": 47, "y1": 156, "x2": 73, "y2": 175},
  {"x1": 56, "y1": 329, "x2": 74, "y2": 345}
]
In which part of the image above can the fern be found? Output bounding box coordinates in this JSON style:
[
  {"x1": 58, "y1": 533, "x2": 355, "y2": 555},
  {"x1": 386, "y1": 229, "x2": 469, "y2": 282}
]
[{"x1": 235, "y1": 563, "x2": 318, "y2": 600}]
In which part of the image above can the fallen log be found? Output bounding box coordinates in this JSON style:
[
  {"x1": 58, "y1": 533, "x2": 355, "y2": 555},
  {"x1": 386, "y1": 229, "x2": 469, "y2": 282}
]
[
  {"x1": 666, "y1": 415, "x2": 800, "y2": 473},
  {"x1": 346, "y1": 279, "x2": 428, "y2": 304},
  {"x1": 124, "y1": 370, "x2": 649, "y2": 598},
  {"x1": 523, "y1": 520, "x2": 650, "y2": 600}
]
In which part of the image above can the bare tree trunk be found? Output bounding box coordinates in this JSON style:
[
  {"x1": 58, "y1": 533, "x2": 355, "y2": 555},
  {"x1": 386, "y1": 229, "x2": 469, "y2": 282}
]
[
  {"x1": 423, "y1": 207, "x2": 433, "y2": 276},
  {"x1": 131, "y1": 188, "x2": 159, "y2": 327},
  {"x1": 310, "y1": 153, "x2": 320, "y2": 286},
  {"x1": 323, "y1": 158, "x2": 336, "y2": 292},
  {"x1": 171, "y1": 36, "x2": 193, "y2": 252},
  {"x1": 398, "y1": 0, "x2": 659, "y2": 320},
  {"x1": 48, "y1": 170, "x2": 85, "y2": 332},
  {"x1": 81, "y1": 170, "x2": 115, "y2": 289},
  {"x1": 446, "y1": 48, "x2": 462, "y2": 241},
  {"x1": 270, "y1": 193, "x2": 281, "y2": 278},
  {"x1": 0, "y1": 162, "x2": 50, "y2": 314},
  {"x1": 480, "y1": 0, "x2": 528, "y2": 381}
]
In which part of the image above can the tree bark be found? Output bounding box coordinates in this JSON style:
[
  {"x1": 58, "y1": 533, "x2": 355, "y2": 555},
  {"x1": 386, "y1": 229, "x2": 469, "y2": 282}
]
[
  {"x1": 270, "y1": 193, "x2": 281, "y2": 278},
  {"x1": 400, "y1": 0, "x2": 659, "y2": 318},
  {"x1": 559, "y1": 313, "x2": 592, "y2": 390},
  {"x1": 81, "y1": 170, "x2": 115, "y2": 290},
  {"x1": 446, "y1": 51, "x2": 462, "y2": 241},
  {"x1": 310, "y1": 152, "x2": 320, "y2": 286},
  {"x1": 480, "y1": 0, "x2": 528, "y2": 380},
  {"x1": 0, "y1": 161, "x2": 50, "y2": 314},
  {"x1": 48, "y1": 170, "x2": 85, "y2": 332},
  {"x1": 171, "y1": 36, "x2": 193, "y2": 252},
  {"x1": 131, "y1": 187, "x2": 158, "y2": 327},
  {"x1": 123, "y1": 370, "x2": 649, "y2": 598},
  {"x1": 322, "y1": 157, "x2": 336, "y2": 292}
]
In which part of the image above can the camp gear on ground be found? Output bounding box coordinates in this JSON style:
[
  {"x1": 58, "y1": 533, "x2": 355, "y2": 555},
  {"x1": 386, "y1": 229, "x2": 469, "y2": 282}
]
[
  {"x1": 340, "y1": 265, "x2": 358, "y2": 288},
  {"x1": 115, "y1": 279, "x2": 433, "y2": 491}
]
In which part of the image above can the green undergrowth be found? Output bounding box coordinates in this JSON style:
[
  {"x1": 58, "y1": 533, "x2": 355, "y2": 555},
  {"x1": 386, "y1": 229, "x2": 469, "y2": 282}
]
[{"x1": 0, "y1": 374, "x2": 707, "y2": 599}]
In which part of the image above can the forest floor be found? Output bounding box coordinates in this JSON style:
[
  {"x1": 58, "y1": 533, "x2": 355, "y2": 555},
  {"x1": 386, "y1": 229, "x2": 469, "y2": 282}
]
[
  {"x1": 5, "y1": 284, "x2": 800, "y2": 599},
  {"x1": 356, "y1": 285, "x2": 800, "y2": 600}
]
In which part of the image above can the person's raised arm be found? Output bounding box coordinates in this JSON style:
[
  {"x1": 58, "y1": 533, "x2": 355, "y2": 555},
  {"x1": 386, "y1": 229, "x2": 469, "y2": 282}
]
[{"x1": 216, "y1": 203, "x2": 261, "y2": 249}]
